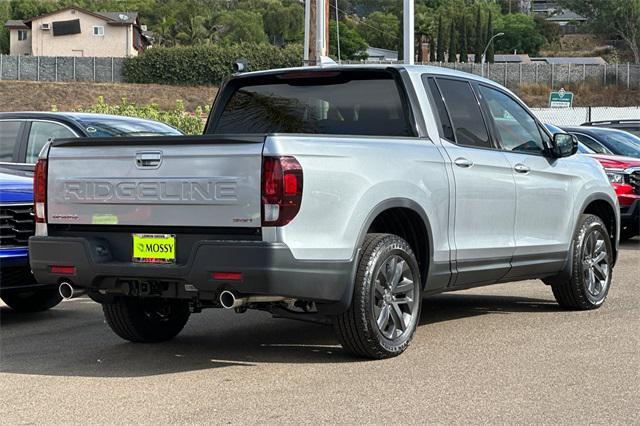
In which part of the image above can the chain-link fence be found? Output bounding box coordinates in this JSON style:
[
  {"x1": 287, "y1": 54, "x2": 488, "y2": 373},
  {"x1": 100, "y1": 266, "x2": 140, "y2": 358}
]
[{"x1": 531, "y1": 107, "x2": 640, "y2": 126}]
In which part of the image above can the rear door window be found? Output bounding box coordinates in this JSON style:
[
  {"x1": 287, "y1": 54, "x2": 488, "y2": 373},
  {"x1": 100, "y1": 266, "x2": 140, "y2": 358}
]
[
  {"x1": 423, "y1": 76, "x2": 455, "y2": 142},
  {"x1": 0, "y1": 121, "x2": 22, "y2": 162},
  {"x1": 26, "y1": 121, "x2": 77, "y2": 163},
  {"x1": 212, "y1": 71, "x2": 413, "y2": 137},
  {"x1": 434, "y1": 78, "x2": 491, "y2": 149}
]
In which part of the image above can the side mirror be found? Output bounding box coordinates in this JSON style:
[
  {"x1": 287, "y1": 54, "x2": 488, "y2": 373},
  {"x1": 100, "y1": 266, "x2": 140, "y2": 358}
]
[{"x1": 550, "y1": 133, "x2": 578, "y2": 158}]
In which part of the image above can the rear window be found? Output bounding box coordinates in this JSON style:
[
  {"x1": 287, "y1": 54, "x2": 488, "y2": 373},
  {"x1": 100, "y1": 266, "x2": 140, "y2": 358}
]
[{"x1": 212, "y1": 71, "x2": 413, "y2": 137}]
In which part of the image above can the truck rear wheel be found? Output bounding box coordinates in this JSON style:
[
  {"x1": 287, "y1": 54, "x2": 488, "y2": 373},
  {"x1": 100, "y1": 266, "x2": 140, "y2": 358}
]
[
  {"x1": 1, "y1": 289, "x2": 62, "y2": 313},
  {"x1": 550, "y1": 214, "x2": 613, "y2": 310},
  {"x1": 103, "y1": 297, "x2": 190, "y2": 343},
  {"x1": 333, "y1": 233, "x2": 422, "y2": 359}
]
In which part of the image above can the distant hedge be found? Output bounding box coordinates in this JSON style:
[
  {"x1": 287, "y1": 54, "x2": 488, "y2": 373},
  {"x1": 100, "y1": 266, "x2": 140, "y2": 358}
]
[{"x1": 123, "y1": 43, "x2": 303, "y2": 85}]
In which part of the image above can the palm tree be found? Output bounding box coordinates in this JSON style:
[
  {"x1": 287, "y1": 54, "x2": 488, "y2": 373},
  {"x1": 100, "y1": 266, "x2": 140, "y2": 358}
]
[
  {"x1": 176, "y1": 16, "x2": 209, "y2": 46},
  {"x1": 155, "y1": 17, "x2": 176, "y2": 47}
]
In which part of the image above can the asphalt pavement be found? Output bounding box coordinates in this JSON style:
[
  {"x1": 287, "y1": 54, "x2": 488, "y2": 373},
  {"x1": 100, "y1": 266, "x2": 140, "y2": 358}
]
[{"x1": 1, "y1": 240, "x2": 638, "y2": 424}]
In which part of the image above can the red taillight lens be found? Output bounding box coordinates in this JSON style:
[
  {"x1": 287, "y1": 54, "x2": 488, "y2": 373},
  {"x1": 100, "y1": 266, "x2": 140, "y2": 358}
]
[
  {"x1": 211, "y1": 272, "x2": 243, "y2": 281},
  {"x1": 262, "y1": 156, "x2": 303, "y2": 226},
  {"x1": 34, "y1": 158, "x2": 47, "y2": 223},
  {"x1": 50, "y1": 265, "x2": 76, "y2": 275}
]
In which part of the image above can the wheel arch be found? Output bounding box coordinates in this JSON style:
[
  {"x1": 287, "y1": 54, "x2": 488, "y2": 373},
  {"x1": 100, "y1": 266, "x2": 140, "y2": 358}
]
[
  {"x1": 355, "y1": 198, "x2": 434, "y2": 288},
  {"x1": 580, "y1": 193, "x2": 619, "y2": 264}
]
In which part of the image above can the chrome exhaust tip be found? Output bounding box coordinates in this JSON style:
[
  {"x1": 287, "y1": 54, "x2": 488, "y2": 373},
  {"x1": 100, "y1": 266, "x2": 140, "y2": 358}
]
[
  {"x1": 59, "y1": 282, "x2": 86, "y2": 300},
  {"x1": 219, "y1": 290, "x2": 239, "y2": 309}
]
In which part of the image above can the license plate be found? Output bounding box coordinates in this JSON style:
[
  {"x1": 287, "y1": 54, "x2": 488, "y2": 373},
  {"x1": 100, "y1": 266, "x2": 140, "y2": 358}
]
[{"x1": 132, "y1": 234, "x2": 176, "y2": 264}]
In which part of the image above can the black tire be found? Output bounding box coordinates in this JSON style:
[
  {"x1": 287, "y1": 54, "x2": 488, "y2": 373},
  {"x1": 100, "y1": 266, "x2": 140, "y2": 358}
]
[
  {"x1": 103, "y1": 297, "x2": 190, "y2": 343},
  {"x1": 1, "y1": 288, "x2": 62, "y2": 313},
  {"x1": 550, "y1": 214, "x2": 613, "y2": 310},
  {"x1": 333, "y1": 233, "x2": 422, "y2": 359}
]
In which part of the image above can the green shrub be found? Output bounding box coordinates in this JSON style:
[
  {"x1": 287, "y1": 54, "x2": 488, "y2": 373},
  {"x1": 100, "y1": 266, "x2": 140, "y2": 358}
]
[
  {"x1": 75, "y1": 96, "x2": 208, "y2": 135},
  {"x1": 124, "y1": 43, "x2": 303, "y2": 85}
]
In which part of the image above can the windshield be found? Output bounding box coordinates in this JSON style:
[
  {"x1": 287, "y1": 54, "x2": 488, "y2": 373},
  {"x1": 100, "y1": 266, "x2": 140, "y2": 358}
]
[
  {"x1": 79, "y1": 118, "x2": 183, "y2": 138},
  {"x1": 212, "y1": 70, "x2": 412, "y2": 137},
  {"x1": 595, "y1": 130, "x2": 640, "y2": 158}
]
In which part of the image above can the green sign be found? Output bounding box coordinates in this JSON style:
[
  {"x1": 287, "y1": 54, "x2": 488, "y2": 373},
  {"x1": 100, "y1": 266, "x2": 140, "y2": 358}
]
[{"x1": 549, "y1": 88, "x2": 574, "y2": 108}]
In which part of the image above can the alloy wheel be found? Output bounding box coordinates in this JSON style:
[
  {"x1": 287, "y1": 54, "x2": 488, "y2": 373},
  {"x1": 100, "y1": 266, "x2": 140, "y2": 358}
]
[{"x1": 372, "y1": 255, "x2": 418, "y2": 340}]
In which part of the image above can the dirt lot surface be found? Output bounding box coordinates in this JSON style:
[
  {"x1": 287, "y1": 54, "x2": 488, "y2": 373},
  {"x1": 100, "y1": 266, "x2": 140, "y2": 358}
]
[
  {"x1": 0, "y1": 81, "x2": 217, "y2": 112},
  {"x1": 1, "y1": 240, "x2": 638, "y2": 424},
  {"x1": 1, "y1": 79, "x2": 638, "y2": 115}
]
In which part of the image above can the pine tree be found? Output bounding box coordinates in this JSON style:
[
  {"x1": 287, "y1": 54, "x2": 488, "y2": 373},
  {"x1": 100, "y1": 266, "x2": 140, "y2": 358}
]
[
  {"x1": 459, "y1": 15, "x2": 468, "y2": 63},
  {"x1": 486, "y1": 12, "x2": 495, "y2": 63},
  {"x1": 474, "y1": 7, "x2": 483, "y2": 63},
  {"x1": 448, "y1": 20, "x2": 457, "y2": 62},
  {"x1": 436, "y1": 15, "x2": 445, "y2": 62},
  {"x1": 429, "y1": 37, "x2": 436, "y2": 62}
]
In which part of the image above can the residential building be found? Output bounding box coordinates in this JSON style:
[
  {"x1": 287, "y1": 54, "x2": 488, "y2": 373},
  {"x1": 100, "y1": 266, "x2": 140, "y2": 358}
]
[{"x1": 4, "y1": 6, "x2": 150, "y2": 57}]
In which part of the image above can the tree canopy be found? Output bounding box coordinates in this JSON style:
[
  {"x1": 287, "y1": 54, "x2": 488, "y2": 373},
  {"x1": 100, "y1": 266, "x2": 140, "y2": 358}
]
[
  {"x1": 559, "y1": 0, "x2": 640, "y2": 64},
  {"x1": 0, "y1": 0, "x2": 607, "y2": 63}
]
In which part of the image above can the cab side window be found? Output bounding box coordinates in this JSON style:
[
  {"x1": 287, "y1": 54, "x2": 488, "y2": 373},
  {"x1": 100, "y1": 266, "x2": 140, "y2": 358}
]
[
  {"x1": 26, "y1": 121, "x2": 76, "y2": 163},
  {"x1": 435, "y1": 78, "x2": 491, "y2": 149},
  {"x1": 479, "y1": 85, "x2": 545, "y2": 154},
  {"x1": 0, "y1": 121, "x2": 22, "y2": 162}
]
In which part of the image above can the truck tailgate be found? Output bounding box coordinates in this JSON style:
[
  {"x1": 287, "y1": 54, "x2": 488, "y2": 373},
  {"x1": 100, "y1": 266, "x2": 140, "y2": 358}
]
[{"x1": 46, "y1": 136, "x2": 263, "y2": 228}]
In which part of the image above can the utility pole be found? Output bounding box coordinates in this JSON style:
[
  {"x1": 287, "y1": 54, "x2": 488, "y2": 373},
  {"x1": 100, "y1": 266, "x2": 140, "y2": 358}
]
[
  {"x1": 304, "y1": 0, "x2": 328, "y2": 66},
  {"x1": 403, "y1": 0, "x2": 414, "y2": 65}
]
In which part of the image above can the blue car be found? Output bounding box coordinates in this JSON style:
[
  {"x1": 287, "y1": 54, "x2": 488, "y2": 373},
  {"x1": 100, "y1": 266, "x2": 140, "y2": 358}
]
[
  {"x1": 0, "y1": 167, "x2": 63, "y2": 311},
  {"x1": 0, "y1": 113, "x2": 183, "y2": 312}
]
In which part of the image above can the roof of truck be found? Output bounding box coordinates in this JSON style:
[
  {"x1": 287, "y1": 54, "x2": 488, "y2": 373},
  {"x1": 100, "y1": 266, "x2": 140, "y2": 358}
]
[{"x1": 232, "y1": 64, "x2": 499, "y2": 86}]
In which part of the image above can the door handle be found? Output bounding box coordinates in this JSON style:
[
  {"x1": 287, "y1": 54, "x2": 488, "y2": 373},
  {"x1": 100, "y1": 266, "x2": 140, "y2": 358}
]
[
  {"x1": 514, "y1": 163, "x2": 530, "y2": 174},
  {"x1": 454, "y1": 157, "x2": 473, "y2": 168},
  {"x1": 135, "y1": 151, "x2": 162, "y2": 169}
]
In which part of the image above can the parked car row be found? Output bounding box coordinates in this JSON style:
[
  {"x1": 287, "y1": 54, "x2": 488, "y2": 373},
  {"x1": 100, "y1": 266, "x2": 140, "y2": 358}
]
[
  {"x1": 0, "y1": 113, "x2": 182, "y2": 312},
  {"x1": 545, "y1": 124, "x2": 640, "y2": 240}
]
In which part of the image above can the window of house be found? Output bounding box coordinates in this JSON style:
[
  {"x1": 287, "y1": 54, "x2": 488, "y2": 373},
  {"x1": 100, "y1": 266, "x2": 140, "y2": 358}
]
[
  {"x1": 18, "y1": 30, "x2": 28, "y2": 41},
  {"x1": 93, "y1": 26, "x2": 104, "y2": 36}
]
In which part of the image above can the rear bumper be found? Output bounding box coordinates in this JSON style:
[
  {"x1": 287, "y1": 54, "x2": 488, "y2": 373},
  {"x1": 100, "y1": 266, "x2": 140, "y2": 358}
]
[{"x1": 28, "y1": 236, "x2": 355, "y2": 308}]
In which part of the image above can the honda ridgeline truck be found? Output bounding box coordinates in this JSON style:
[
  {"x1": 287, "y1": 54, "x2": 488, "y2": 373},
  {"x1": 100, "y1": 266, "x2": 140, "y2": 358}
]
[{"x1": 29, "y1": 66, "x2": 619, "y2": 359}]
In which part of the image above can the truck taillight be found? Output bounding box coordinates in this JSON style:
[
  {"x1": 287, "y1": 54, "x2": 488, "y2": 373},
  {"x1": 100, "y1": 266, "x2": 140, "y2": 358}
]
[
  {"x1": 262, "y1": 156, "x2": 303, "y2": 226},
  {"x1": 34, "y1": 158, "x2": 47, "y2": 223}
]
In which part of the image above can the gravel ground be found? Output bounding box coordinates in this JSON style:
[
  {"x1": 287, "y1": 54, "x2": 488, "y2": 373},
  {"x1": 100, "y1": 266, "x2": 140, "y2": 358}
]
[{"x1": 1, "y1": 240, "x2": 638, "y2": 425}]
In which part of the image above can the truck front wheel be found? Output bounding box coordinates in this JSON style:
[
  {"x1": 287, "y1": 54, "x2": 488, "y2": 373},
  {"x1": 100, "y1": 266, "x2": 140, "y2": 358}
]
[
  {"x1": 549, "y1": 214, "x2": 613, "y2": 310},
  {"x1": 333, "y1": 233, "x2": 422, "y2": 359},
  {"x1": 103, "y1": 297, "x2": 190, "y2": 343}
]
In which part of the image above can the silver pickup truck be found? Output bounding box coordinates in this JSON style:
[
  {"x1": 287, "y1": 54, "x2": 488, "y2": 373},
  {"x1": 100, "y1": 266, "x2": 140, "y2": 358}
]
[{"x1": 29, "y1": 65, "x2": 619, "y2": 359}]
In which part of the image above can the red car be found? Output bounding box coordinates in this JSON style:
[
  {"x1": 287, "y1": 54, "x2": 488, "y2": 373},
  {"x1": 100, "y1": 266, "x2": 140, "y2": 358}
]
[{"x1": 590, "y1": 153, "x2": 640, "y2": 240}]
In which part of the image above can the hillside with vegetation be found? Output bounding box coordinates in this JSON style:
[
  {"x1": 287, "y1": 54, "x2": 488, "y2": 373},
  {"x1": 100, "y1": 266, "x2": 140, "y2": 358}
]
[{"x1": 0, "y1": 0, "x2": 572, "y2": 62}]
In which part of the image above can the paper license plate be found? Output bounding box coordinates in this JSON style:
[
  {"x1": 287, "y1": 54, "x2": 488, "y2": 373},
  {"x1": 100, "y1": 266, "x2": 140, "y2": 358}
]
[{"x1": 132, "y1": 234, "x2": 176, "y2": 264}]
